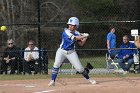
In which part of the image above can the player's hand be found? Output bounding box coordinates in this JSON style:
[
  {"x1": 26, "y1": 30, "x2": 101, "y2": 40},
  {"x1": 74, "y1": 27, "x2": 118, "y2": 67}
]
[
  {"x1": 81, "y1": 33, "x2": 89, "y2": 38},
  {"x1": 81, "y1": 37, "x2": 87, "y2": 41},
  {"x1": 75, "y1": 35, "x2": 86, "y2": 41},
  {"x1": 78, "y1": 37, "x2": 87, "y2": 46}
]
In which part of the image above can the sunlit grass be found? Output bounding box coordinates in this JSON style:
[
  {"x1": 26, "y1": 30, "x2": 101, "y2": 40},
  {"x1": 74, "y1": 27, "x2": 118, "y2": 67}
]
[{"x1": 48, "y1": 56, "x2": 106, "y2": 69}]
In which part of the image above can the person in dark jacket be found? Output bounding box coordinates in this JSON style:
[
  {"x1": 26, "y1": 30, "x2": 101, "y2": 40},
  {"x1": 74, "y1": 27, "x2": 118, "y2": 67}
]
[
  {"x1": 1, "y1": 39, "x2": 20, "y2": 74},
  {"x1": 118, "y1": 35, "x2": 136, "y2": 74}
]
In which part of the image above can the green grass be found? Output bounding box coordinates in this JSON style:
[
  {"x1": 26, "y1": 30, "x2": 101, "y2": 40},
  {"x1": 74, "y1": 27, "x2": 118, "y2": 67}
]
[
  {"x1": 0, "y1": 56, "x2": 106, "y2": 81},
  {"x1": 0, "y1": 56, "x2": 139, "y2": 81},
  {"x1": 0, "y1": 74, "x2": 50, "y2": 80},
  {"x1": 48, "y1": 56, "x2": 106, "y2": 69}
]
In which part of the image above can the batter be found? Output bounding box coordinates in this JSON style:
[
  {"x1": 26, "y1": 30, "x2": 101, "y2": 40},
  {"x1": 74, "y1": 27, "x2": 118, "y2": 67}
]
[{"x1": 48, "y1": 17, "x2": 96, "y2": 86}]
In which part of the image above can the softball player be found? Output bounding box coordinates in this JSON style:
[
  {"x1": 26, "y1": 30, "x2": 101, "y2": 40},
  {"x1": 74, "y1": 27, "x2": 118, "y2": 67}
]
[{"x1": 48, "y1": 17, "x2": 96, "y2": 86}]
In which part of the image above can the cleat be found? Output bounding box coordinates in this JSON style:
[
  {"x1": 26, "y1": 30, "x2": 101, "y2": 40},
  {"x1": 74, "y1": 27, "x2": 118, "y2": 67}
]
[
  {"x1": 48, "y1": 80, "x2": 55, "y2": 86},
  {"x1": 89, "y1": 79, "x2": 96, "y2": 84}
]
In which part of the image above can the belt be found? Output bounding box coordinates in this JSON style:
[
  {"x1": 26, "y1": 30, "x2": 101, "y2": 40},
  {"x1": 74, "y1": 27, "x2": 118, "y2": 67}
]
[{"x1": 61, "y1": 48, "x2": 74, "y2": 51}]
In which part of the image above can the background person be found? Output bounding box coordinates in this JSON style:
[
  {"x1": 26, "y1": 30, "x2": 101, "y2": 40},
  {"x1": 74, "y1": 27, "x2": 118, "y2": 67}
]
[
  {"x1": 107, "y1": 26, "x2": 117, "y2": 59},
  {"x1": 24, "y1": 40, "x2": 40, "y2": 74},
  {"x1": 2, "y1": 39, "x2": 20, "y2": 74},
  {"x1": 118, "y1": 35, "x2": 136, "y2": 74}
]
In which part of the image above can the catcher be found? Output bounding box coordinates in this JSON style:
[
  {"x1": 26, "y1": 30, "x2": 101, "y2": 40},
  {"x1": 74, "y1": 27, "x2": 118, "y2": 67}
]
[{"x1": 48, "y1": 17, "x2": 96, "y2": 86}]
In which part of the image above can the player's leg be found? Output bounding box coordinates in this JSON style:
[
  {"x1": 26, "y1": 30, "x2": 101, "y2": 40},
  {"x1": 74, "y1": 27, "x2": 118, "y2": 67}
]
[
  {"x1": 66, "y1": 51, "x2": 83, "y2": 72},
  {"x1": 66, "y1": 51, "x2": 96, "y2": 84},
  {"x1": 48, "y1": 48, "x2": 66, "y2": 86}
]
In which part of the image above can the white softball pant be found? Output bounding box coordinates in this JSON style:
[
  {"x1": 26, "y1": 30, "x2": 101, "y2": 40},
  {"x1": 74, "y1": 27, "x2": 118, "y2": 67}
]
[{"x1": 53, "y1": 48, "x2": 84, "y2": 72}]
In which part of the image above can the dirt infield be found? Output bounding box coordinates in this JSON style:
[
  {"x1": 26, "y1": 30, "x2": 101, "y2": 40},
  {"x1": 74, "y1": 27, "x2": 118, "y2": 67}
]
[{"x1": 0, "y1": 77, "x2": 140, "y2": 93}]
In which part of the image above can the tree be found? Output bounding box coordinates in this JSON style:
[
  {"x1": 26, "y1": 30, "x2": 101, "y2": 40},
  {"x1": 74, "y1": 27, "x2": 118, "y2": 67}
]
[{"x1": 71, "y1": 0, "x2": 120, "y2": 21}]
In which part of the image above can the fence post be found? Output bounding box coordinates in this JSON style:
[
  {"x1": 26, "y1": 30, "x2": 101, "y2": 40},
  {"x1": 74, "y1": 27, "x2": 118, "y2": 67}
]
[
  {"x1": 44, "y1": 49, "x2": 48, "y2": 74},
  {"x1": 37, "y1": 0, "x2": 42, "y2": 74},
  {"x1": 137, "y1": 0, "x2": 140, "y2": 68}
]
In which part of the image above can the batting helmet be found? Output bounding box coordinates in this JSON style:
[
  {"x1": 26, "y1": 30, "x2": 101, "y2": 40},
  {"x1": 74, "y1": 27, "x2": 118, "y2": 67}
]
[{"x1": 67, "y1": 17, "x2": 79, "y2": 27}]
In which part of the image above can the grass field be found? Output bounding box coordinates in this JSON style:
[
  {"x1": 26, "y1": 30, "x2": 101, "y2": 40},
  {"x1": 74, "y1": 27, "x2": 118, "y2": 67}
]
[
  {"x1": 0, "y1": 56, "x2": 139, "y2": 81},
  {"x1": 48, "y1": 56, "x2": 106, "y2": 69}
]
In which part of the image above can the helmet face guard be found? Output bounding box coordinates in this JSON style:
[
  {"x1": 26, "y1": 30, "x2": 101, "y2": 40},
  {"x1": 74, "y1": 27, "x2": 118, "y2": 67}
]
[{"x1": 67, "y1": 17, "x2": 79, "y2": 28}]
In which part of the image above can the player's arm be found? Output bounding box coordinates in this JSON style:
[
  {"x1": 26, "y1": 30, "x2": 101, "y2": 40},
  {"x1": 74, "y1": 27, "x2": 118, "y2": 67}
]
[
  {"x1": 70, "y1": 35, "x2": 87, "y2": 46},
  {"x1": 75, "y1": 32, "x2": 89, "y2": 46},
  {"x1": 72, "y1": 32, "x2": 89, "y2": 41},
  {"x1": 65, "y1": 29, "x2": 87, "y2": 41},
  {"x1": 69, "y1": 34, "x2": 87, "y2": 46}
]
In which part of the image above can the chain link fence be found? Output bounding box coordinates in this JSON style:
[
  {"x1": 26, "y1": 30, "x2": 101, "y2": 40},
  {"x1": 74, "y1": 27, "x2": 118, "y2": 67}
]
[{"x1": 0, "y1": 0, "x2": 139, "y2": 75}]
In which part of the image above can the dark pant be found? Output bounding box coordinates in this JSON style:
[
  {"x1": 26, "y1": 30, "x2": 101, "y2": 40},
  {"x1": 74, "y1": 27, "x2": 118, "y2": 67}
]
[
  {"x1": 1, "y1": 60, "x2": 17, "y2": 74},
  {"x1": 23, "y1": 60, "x2": 40, "y2": 74},
  {"x1": 16, "y1": 60, "x2": 24, "y2": 74},
  {"x1": 118, "y1": 58, "x2": 134, "y2": 71}
]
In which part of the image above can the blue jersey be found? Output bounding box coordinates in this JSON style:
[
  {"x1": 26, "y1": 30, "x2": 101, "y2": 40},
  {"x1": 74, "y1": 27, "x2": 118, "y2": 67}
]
[
  {"x1": 107, "y1": 32, "x2": 116, "y2": 48},
  {"x1": 118, "y1": 42, "x2": 136, "y2": 59},
  {"x1": 60, "y1": 28, "x2": 80, "y2": 50}
]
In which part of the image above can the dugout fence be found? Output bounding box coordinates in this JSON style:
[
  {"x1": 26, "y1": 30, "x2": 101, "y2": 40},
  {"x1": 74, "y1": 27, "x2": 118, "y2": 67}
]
[{"x1": 0, "y1": 48, "x2": 139, "y2": 75}]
